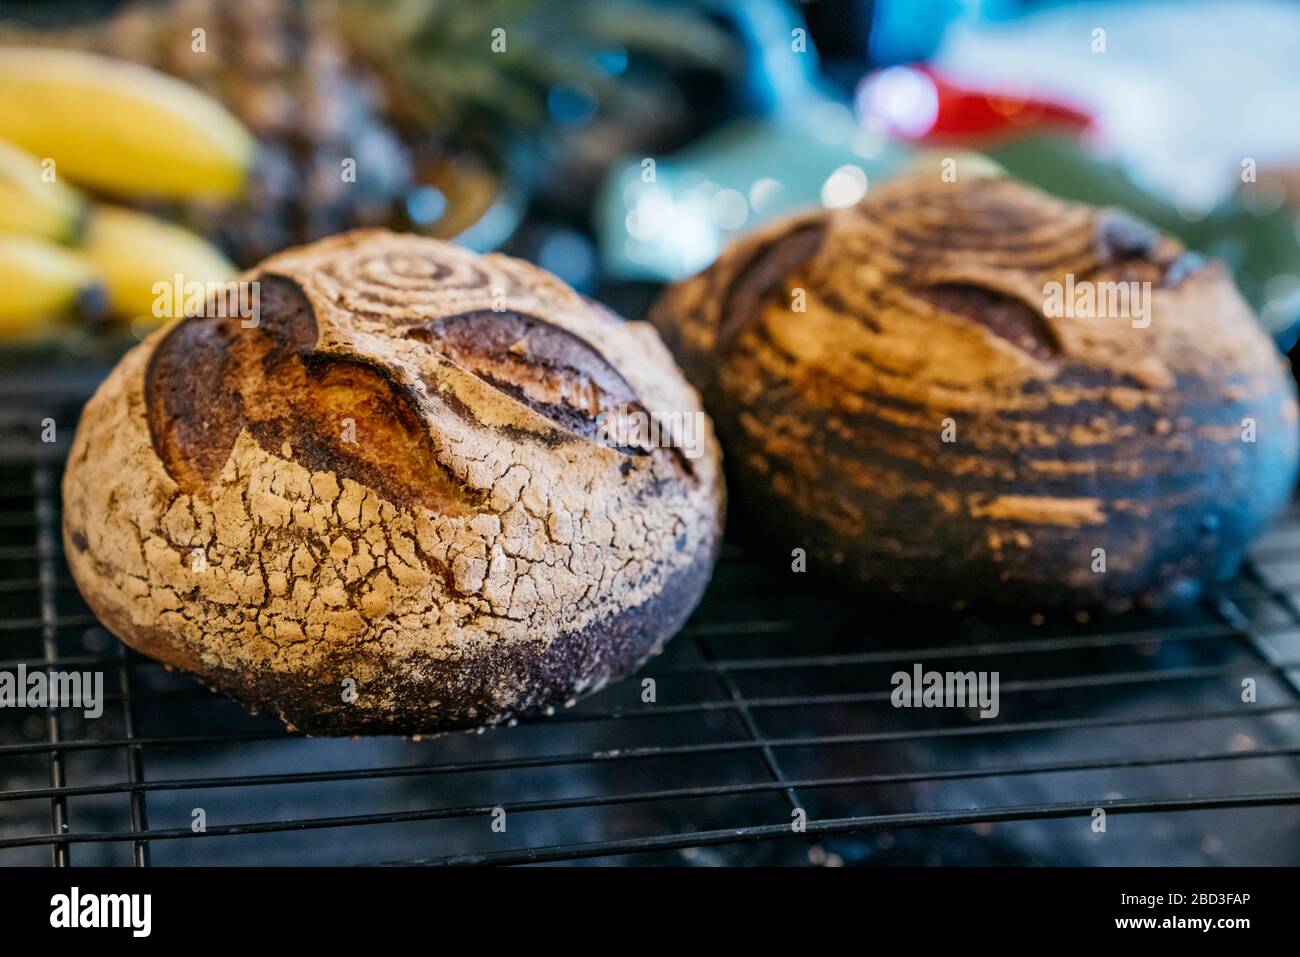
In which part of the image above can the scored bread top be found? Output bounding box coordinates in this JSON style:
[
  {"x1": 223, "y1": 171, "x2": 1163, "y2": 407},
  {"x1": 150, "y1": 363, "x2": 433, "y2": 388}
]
[
  {"x1": 656, "y1": 174, "x2": 1276, "y2": 403},
  {"x1": 650, "y1": 174, "x2": 1297, "y2": 609},
  {"x1": 63, "y1": 230, "x2": 723, "y2": 731}
]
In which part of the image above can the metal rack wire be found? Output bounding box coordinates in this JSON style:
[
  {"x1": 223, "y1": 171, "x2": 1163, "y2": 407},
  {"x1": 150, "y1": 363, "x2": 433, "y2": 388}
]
[{"x1": 2, "y1": 398, "x2": 1299, "y2": 866}]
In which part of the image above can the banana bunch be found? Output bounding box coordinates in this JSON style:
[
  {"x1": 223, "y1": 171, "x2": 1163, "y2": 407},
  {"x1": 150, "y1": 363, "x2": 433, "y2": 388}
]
[{"x1": 0, "y1": 47, "x2": 249, "y2": 340}]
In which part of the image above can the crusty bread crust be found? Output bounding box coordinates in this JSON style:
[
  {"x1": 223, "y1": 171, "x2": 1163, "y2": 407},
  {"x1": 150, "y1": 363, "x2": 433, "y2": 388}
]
[
  {"x1": 63, "y1": 230, "x2": 723, "y2": 734},
  {"x1": 651, "y1": 175, "x2": 1298, "y2": 612}
]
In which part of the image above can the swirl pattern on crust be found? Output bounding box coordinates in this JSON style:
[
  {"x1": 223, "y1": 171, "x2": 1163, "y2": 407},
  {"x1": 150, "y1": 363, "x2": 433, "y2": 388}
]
[{"x1": 651, "y1": 175, "x2": 1297, "y2": 612}]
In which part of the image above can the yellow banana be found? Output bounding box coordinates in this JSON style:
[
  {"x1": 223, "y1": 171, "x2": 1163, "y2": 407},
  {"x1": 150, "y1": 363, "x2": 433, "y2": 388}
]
[
  {"x1": 0, "y1": 234, "x2": 102, "y2": 337},
  {"x1": 0, "y1": 47, "x2": 255, "y2": 200},
  {"x1": 0, "y1": 139, "x2": 86, "y2": 241},
  {"x1": 83, "y1": 206, "x2": 236, "y2": 321}
]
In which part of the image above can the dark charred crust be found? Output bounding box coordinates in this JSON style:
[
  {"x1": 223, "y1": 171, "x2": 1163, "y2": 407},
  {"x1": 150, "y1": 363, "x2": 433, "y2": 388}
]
[
  {"x1": 146, "y1": 314, "x2": 248, "y2": 491},
  {"x1": 476, "y1": 372, "x2": 621, "y2": 448},
  {"x1": 254, "y1": 273, "x2": 320, "y2": 364},
  {"x1": 408, "y1": 310, "x2": 694, "y2": 474},
  {"x1": 720, "y1": 360, "x2": 1297, "y2": 613},
  {"x1": 406, "y1": 309, "x2": 644, "y2": 441},
  {"x1": 912, "y1": 283, "x2": 1061, "y2": 359},
  {"x1": 408, "y1": 309, "x2": 637, "y2": 399},
  {"x1": 144, "y1": 275, "x2": 472, "y2": 513},
  {"x1": 66, "y1": 230, "x2": 724, "y2": 739},
  {"x1": 716, "y1": 220, "x2": 828, "y2": 352},
  {"x1": 425, "y1": 379, "x2": 483, "y2": 426},
  {"x1": 820, "y1": 289, "x2": 882, "y2": 333},
  {"x1": 652, "y1": 176, "x2": 1297, "y2": 614},
  {"x1": 87, "y1": 530, "x2": 718, "y2": 736},
  {"x1": 495, "y1": 422, "x2": 568, "y2": 450}
]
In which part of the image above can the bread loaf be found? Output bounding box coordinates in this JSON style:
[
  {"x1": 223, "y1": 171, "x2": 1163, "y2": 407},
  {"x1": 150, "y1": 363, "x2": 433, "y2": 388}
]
[
  {"x1": 64, "y1": 230, "x2": 723, "y2": 733},
  {"x1": 651, "y1": 175, "x2": 1298, "y2": 612}
]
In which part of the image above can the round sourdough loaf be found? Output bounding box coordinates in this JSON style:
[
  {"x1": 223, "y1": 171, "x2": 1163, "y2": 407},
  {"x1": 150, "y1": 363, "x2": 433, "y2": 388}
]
[
  {"x1": 63, "y1": 230, "x2": 723, "y2": 734},
  {"x1": 650, "y1": 175, "x2": 1298, "y2": 613}
]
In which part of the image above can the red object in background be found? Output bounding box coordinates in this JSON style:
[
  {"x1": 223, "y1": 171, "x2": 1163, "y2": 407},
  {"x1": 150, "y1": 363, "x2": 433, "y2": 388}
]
[{"x1": 856, "y1": 64, "x2": 1095, "y2": 144}]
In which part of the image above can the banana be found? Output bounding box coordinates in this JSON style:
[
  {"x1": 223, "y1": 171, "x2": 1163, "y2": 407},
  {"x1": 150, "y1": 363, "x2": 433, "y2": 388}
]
[
  {"x1": 0, "y1": 234, "x2": 102, "y2": 337},
  {"x1": 0, "y1": 47, "x2": 255, "y2": 200},
  {"x1": 0, "y1": 139, "x2": 86, "y2": 241},
  {"x1": 82, "y1": 205, "x2": 236, "y2": 321}
]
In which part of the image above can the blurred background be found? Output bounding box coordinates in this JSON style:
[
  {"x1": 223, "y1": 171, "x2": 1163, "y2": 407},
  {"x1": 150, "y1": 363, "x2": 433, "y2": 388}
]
[
  {"x1": 0, "y1": 0, "x2": 1298, "y2": 390},
  {"x1": 2, "y1": 0, "x2": 1300, "y2": 867}
]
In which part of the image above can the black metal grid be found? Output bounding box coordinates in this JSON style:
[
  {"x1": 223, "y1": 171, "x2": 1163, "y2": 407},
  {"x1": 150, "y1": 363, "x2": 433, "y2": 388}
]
[{"x1": 2, "y1": 398, "x2": 1300, "y2": 865}]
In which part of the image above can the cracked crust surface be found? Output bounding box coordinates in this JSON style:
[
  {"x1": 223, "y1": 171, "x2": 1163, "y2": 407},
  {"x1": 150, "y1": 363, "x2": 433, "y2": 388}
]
[
  {"x1": 63, "y1": 230, "x2": 724, "y2": 734},
  {"x1": 651, "y1": 175, "x2": 1298, "y2": 612}
]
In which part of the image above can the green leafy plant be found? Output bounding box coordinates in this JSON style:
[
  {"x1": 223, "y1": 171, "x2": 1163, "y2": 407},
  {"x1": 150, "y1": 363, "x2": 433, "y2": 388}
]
[{"x1": 339, "y1": 0, "x2": 739, "y2": 132}]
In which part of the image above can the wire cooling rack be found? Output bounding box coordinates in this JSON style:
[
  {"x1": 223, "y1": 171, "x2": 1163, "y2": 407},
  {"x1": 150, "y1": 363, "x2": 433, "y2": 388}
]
[{"x1": 2, "y1": 393, "x2": 1299, "y2": 866}]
